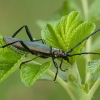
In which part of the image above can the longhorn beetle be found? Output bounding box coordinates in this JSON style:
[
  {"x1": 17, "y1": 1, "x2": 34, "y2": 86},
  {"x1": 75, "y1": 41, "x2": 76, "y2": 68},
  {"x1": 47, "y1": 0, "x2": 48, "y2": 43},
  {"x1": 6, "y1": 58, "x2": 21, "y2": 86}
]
[{"x1": 1, "y1": 25, "x2": 100, "y2": 80}]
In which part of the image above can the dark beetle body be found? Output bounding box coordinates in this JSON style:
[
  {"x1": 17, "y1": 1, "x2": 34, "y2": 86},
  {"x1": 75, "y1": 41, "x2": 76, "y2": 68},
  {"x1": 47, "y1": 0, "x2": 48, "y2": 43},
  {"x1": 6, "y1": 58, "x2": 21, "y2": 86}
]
[
  {"x1": 3, "y1": 37, "x2": 70, "y2": 60},
  {"x1": 2, "y1": 25, "x2": 100, "y2": 81},
  {"x1": 4, "y1": 37, "x2": 51, "y2": 54}
]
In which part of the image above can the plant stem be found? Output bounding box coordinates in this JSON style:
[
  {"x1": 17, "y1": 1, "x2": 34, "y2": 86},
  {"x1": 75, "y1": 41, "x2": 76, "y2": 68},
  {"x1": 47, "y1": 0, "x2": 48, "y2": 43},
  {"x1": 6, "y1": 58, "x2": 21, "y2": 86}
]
[
  {"x1": 88, "y1": 78, "x2": 100, "y2": 99},
  {"x1": 81, "y1": 0, "x2": 92, "y2": 83},
  {"x1": 46, "y1": 62, "x2": 82, "y2": 100},
  {"x1": 81, "y1": 0, "x2": 88, "y2": 21},
  {"x1": 46, "y1": 70, "x2": 75, "y2": 100},
  {"x1": 81, "y1": 0, "x2": 91, "y2": 60},
  {"x1": 46, "y1": 70, "x2": 66, "y2": 88},
  {"x1": 81, "y1": 0, "x2": 90, "y2": 60},
  {"x1": 81, "y1": 1, "x2": 100, "y2": 99}
]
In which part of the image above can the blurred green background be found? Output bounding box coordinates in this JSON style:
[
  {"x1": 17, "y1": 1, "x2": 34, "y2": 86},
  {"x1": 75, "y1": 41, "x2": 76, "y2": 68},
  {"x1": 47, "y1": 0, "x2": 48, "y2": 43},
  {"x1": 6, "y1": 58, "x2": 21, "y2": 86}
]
[{"x1": 0, "y1": 0, "x2": 100, "y2": 100}]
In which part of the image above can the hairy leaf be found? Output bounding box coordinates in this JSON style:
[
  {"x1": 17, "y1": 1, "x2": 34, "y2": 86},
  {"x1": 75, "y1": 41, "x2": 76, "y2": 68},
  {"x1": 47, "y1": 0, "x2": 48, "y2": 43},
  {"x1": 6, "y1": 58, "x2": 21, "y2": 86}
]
[
  {"x1": 86, "y1": 60, "x2": 100, "y2": 85},
  {"x1": 86, "y1": 60, "x2": 100, "y2": 74},
  {"x1": 0, "y1": 35, "x2": 25, "y2": 82},
  {"x1": 20, "y1": 61, "x2": 51, "y2": 87},
  {"x1": 41, "y1": 11, "x2": 95, "y2": 63}
]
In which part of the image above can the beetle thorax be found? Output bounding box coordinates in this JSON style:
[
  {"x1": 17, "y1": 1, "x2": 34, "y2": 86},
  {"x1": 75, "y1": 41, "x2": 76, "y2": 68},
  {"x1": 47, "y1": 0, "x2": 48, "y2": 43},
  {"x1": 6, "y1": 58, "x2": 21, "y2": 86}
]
[
  {"x1": 53, "y1": 49, "x2": 64, "y2": 57},
  {"x1": 52, "y1": 48, "x2": 70, "y2": 61}
]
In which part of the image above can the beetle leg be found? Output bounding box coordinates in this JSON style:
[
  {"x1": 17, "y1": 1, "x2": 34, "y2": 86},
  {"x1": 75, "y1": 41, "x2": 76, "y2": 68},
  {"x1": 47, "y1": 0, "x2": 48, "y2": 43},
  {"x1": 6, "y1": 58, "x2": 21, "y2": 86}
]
[
  {"x1": 59, "y1": 59, "x2": 67, "y2": 72},
  {"x1": 52, "y1": 57, "x2": 58, "y2": 81},
  {"x1": 0, "y1": 40, "x2": 34, "y2": 54},
  {"x1": 19, "y1": 56, "x2": 38, "y2": 69},
  {"x1": 12, "y1": 25, "x2": 34, "y2": 41},
  {"x1": 12, "y1": 25, "x2": 46, "y2": 44}
]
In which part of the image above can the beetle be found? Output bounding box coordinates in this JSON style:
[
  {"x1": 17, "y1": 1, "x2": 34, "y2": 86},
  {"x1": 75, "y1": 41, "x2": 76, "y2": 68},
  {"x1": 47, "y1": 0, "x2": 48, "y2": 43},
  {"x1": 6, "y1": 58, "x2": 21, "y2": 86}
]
[{"x1": 1, "y1": 25, "x2": 100, "y2": 80}]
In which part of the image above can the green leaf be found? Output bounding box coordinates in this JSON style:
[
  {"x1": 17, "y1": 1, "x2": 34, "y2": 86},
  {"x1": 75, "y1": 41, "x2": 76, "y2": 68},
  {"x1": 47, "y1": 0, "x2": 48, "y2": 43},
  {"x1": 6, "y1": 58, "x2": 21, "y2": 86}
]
[
  {"x1": 20, "y1": 61, "x2": 51, "y2": 87},
  {"x1": 41, "y1": 11, "x2": 95, "y2": 63},
  {"x1": 89, "y1": 0, "x2": 100, "y2": 22},
  {"x1": 0, "y1": 34, "x2": 25, "y2": 82},
  {"x1": 0, "y1": 55, "x2": 25, "y2": 82},
  {"x1": 86, "y1": 60, "x2": 100, "y2": 85},
  {"x1": 86, "y1": 60, "x2": 100, "y2": 74}
]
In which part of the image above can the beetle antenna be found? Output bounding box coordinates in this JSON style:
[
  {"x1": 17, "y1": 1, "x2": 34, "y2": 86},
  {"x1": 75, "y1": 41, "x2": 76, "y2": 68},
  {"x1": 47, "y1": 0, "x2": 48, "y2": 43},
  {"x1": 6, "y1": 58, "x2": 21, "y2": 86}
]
[
  {"x1": 67, "y1": 29, "x2": 100, "y2": 53},
  {"x1": 69, "y1": 52, "x2": 100, "y2": 57}
]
